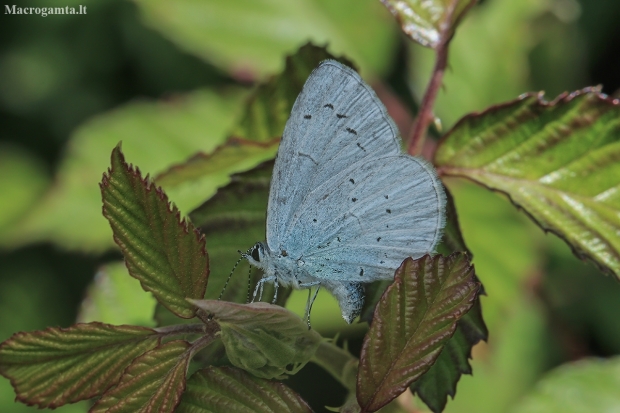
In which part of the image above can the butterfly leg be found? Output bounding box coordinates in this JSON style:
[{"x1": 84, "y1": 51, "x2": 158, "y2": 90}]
[
  {"x1": 300, "y1": 282, "x2": 321, "y2": 329},
  {"x1": 252, "y1": 276, "x2": 276, "y2": 302},
  {"x1": 272, "y1": 277, "x2": 279, "y2": 304}
]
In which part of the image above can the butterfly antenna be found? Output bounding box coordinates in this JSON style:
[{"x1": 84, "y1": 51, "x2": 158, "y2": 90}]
[{"x1": 218, "y1": 252, "x2": 245, "y2": 301}]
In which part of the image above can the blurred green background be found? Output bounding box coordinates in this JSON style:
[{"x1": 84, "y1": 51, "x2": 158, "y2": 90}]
[{"x1": 1, "y1": 0, "x2": 620, "y2": 412}]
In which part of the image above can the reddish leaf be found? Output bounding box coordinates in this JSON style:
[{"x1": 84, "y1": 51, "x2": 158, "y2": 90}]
[
  {"x1": 357, "y1": 254, "x2": 479, "y2": 412},
  {"x1": 90, "y1": 340, "x2": 192, "y2": 413},
  {"x1": 0, "y1": 323, "x2": 159, "y2": 408},
  {"x1": 101, "y1": 144, "x2": 209, "y2": 318}
]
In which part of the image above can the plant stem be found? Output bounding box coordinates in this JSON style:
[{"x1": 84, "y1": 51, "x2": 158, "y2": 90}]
[
  {"x1": 153, "y1": 323, "x2": 208, "y2": 336},
  {"x1": 407, "y1": 42, "x2": 449, "y2": 156},
  {"x1": 311, "y1": 340, "x2": 358, "y2": 391}
]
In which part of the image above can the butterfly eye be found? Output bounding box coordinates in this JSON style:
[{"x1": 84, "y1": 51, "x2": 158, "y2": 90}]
[{"x1": 251, "y1": 245, "x2": 261, "y2": 262}]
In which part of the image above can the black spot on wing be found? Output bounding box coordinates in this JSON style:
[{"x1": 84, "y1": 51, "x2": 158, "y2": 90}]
[
  {"x1": 346, "y1": 127, "x2": 358, "y2": 135},
  {"x1": 313, "y1": 218, "x2": 317, "y2": 222},
  {"x1": 324, "y1": 103, "x2": 334, "y2": 109},
  {"x1": 356, "y1": 142, "x2": 366, "y2": 152},
  {"x1": 385, "y1": 195, "x2": 389, "y2": 199},
  {"x1": 337, "y1": 114, "x2": 347, "y2": 118},
  {"x1": 352, "y1": 198, "x2": 357, "y2": 202},
  {"x1": 377, "y1": 237, "x2": 381, "y2": 242},
  {"x1": 304, "y1": 114, "x2": 311, "y2": 119},
  {"x1": 386, "y1": 209, "x2": 391, "y2": 214},
  {"x1": 359, "y1": 268, "x2": 364, "y2": 276}
]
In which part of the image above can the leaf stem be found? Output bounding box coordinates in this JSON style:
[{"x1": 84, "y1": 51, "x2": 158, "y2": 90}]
[
  {"x1": 153, "y1": 323, "x2": 208, "y2": 336},
  {"x1": 311, "y1": 340, "x2": 358, "y2": 391},
  {"x1": 407, "y1": 42, "x2": 449, "y2": 156}
]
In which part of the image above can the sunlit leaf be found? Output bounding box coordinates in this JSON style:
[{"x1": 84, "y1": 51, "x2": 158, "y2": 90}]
[
  {"x1": 0, "y1": 323, "x2": 159, "y2": 408},
  {"x1": 191, "y1": 300, "x2": 322, "y2": 379},
  {"x1": 77, "y1": 261, "x2": 157, "y2": 327},
  {"x1": 512, "y1": 357, "x2": 620, "y2": 413},
  {"x1": 101, "y1": 145, "x2": 209, "y2": 318},
  {"x1": 357, "y1": 254, "x2": 480, "y2": 412},
  {"x1": 436, "y1": 89, "x2": 620, "y2": 278},
  {"x1": 132, "y1": 0, "x2": 396, "y2": 77},
  {"x1": 380, "y1": 0, "x2": 476, "y2": 48},
  {"x1": 90, "y1": 340, "x2": 191, "y2": 413},
  {"x1": 157, "y1": 43, "x2": 353, "y2": 215},
  {"x1": 10, "y1": 90, "x2": 245, "y2": 252},
  {"x1": 177, "y1": 366, "x2": 313, "y2": 413}
]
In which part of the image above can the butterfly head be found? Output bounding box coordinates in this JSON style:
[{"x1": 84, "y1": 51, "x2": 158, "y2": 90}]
[{"x1": 243, "y1": 242, "x2": 269, "y2": 270}]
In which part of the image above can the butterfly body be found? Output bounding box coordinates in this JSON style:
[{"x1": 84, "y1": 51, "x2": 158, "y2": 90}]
[{"x1": 244, "y1": 60, "x2": 446, "y2": 323}]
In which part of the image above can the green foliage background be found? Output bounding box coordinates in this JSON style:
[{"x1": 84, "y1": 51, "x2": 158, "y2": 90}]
[{"x1": 1, "y1": 0, "x2": 620, "y2": 412}]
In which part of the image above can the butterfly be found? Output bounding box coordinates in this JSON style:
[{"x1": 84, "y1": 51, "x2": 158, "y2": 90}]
[{"x1": 243, "y1": 60, "x2": 446, "y2": 324}]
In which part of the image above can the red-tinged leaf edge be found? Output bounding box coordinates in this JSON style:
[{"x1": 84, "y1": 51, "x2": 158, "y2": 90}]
[
  {"x1": 436, "y1": 87, "x2": 620, "y2": 277},
  {"x1": 0, "y1": 322, "x2": 160, "y2": 409},
  {"x1": 357, "y1": 253, "x2": 480, "y2": 412},
  {"x1": 100, "y1": 143, "x2": 209, "y2": 318}
]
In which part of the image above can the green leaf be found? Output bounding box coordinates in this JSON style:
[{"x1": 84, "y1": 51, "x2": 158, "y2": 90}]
[
  {"x1": 0, "y1": 323, "x2": 159, "y2": 408},
  {"x1": 188, "y1": 161, "x2": 276, "y2": 305},
  {"x1": 77, "y1": 261, "x2": 157, "y2": 327},
  {"x1": 380, "y1": 0, "x2": 476, "y2": 48},
  {"x1": 191, "y1": 300, "x2": 322, "y2": 379},
  {"x1": 156, "y1": 43, "x2": 354, "y2": 215},
  {"x1": 90, "y1": 340, "x2": 191, "y2": 413},
  {"x1": 410, "y1": 0, "x2": 551, "y2": 128},
  {"x1": 512, "y1": 357, "x2": 620, "y2": 413},
  {"x1": 10, "y1": 89, "x2": 245, "y2": 252},
  {"x1": 177, "y1": 366, "x2": 313, "y2": 413},
  {"x1": 410, "y1": 297, "x2": 487, "y2": 412},
  {"x1": 436, "y1": 186, "x2": 473, "y2": 257},
  {"x1": 132, "y1": 0, "x2": 397, "y2": 77},
  {"x1": 435, "y1": 89, "x2": 620, "y2": 278},
  {"x1": 0, "y1": 144, "x2": 49, "y2": 245},
  {"x1": 356, "y1": 254, "x2": 480, "y2": 412},
  {"x1": 101, "y1": 145, "x2": 209, "y2": 319}
]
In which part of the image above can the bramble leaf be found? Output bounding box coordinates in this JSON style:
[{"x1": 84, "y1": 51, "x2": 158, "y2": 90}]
[
  {"x1": 0, "y1": 323, "x2": 159, "y2": 408},
  {"x1": 187, "y1": 161, "x2": 281, "y2": 305},
  {"x1": 157, "y1": 43, "x2": 354, "y2": 215},
  {"x1": 357, "y1": 254, "x2": 480, "y2": 412},
  {"x1": 177, "y1": 366, "x2": 313, "y2": 413},
  {"x1": 410, "y1": 297, "x2": 487, "y2": 412},
  {"x1": 101, "y1": 145, "x2": 209, "y2": 318},
  {"x1": 191, "y1": 300, "x2": 322, "y2": 379},
  {"x1": 436, "y1": 89, "x2": 620, "y2": 278},
  {"x1": 10, "y1": 90, "x2": 244, "y2": 252},
  {"x1": 380, "y1": 0, "x2": 476, "y2": 48},
  {"x1": 91, "y1": 340, "x2": 191, "y2": 413}
]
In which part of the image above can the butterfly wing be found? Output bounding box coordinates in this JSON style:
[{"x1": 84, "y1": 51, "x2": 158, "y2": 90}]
[
  {"x1": 292, "y1": 154, "x2": 445, "y2": 283},
  {"x1": 266, "y1": 60, "x2": 402, "y2": 252}
]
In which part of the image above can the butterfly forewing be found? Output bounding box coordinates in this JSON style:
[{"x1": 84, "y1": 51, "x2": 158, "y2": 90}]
[{"x1": 267, "y1": 60, "x2": 402, "y2": 252}]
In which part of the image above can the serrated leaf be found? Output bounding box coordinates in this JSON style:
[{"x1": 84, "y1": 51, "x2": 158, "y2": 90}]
[
  {"x1": 0, "y1": 323, "x2": 159, "y2": 408},
  {"x1": 435, "y1": 89, "x2": 620, "y2": 278},
  {"x1": 156, "y1": 44, "x2": 353, "y2": 215},
  {"x1": 101, "y1": 145, "x2": 209, "y2": 319},
  {"x1": 511, "y1": 357, "x2": 620, "y2": 413},
  {"x1": 132, "y1": 0, "x2": 396, "y2": 78},
  {"x1": 9, "y1": 90, "x2": 245, "y2": 252},
  {"x1": 380, "y1": 0, "x2": 476, "y2": 48},
  {"x1": 177, "y1": 366, "x2": 313, "y2": 413},
  {"x1": 357, "y1": 254, "x2": 480, "y2": 412},
  {"x1": 90, "y1": 340, "x2": 191, "y2": 413},
  {"x1": 77, "y1": 261, "x2": 157, "y2": 327},
  {"x1": 410, "y1": 297, "x2": 487, "y2": 412},
  {"x1": 191, "y1": 300, "x2": 322, "y2": 379},
  {"x1": 187, "y1": 161, "x2": 280, "y2": 306}
]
